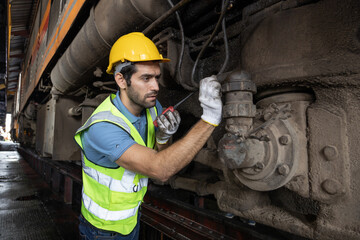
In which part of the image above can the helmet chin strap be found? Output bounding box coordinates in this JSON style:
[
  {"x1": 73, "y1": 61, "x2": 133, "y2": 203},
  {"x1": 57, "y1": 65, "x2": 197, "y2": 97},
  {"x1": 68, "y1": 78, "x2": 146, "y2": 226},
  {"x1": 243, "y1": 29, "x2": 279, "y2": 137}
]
[{"x1": 114, "y1": 62, "x2": 132, "y2": 77}]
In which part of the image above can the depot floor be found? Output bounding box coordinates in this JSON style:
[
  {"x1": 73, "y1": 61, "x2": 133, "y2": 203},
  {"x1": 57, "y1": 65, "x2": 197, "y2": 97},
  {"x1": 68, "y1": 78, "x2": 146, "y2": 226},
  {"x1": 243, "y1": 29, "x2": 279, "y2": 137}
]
[{"x1": 0, "y1": 142, "x2": 79, "y2": 240}]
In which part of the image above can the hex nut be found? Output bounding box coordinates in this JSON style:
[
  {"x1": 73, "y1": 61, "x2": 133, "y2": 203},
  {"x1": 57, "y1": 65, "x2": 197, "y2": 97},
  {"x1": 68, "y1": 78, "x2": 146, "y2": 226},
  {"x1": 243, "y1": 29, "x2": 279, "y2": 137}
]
[{"x1": 277, "y1": 164, "x2": 290, "y2": 176}]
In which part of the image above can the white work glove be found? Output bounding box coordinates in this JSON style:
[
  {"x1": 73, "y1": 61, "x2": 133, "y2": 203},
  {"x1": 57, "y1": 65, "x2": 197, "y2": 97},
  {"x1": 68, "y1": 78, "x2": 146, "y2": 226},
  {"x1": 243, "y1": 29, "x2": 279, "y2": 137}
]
[
  {"x1": 155, "y1": 110, "x2": 181, "y2": 144},
  {"x1": 199, "y1": 75, "x2": 222, "y2": 126}
]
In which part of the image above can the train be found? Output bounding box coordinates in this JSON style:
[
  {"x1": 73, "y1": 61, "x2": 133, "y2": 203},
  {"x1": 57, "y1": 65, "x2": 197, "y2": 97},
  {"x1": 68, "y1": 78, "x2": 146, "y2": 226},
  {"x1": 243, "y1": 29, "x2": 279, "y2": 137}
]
[{"x1": 6, "y1": 0, "x2": 360, "y2": 239}]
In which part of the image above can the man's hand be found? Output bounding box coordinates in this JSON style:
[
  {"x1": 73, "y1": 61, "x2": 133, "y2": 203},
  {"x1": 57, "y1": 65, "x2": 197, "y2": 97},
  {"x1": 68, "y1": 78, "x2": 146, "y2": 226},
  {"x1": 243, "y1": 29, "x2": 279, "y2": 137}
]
[
  {"x1": 199, "y1": 75, "x2": 222, "y2": 126},
  {"x1": 155, "y1": 110, "x2": 181, "y2": 144}
]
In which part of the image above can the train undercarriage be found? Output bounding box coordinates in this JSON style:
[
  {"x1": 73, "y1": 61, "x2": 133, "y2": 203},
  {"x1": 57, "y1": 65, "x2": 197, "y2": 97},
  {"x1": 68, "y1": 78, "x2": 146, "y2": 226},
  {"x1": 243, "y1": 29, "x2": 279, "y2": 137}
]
[{"x1": 6, "y1": 0, "x2": 360, "y2": 239}]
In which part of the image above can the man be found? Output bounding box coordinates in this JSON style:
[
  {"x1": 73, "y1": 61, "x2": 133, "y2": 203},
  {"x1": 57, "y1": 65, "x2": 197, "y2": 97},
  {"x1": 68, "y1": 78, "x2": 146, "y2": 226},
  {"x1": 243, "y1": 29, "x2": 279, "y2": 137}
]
[{"x1": 74, "y1": 32, "x2": 222, "y2": 239}]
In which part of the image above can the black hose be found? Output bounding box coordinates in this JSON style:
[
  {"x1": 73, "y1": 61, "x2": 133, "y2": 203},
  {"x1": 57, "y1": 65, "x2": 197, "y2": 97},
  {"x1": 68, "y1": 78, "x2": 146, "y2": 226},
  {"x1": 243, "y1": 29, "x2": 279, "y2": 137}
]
[
  {"x1": 218, "y1": 0, "x2": 229, "y2": 75},
  {"x1": 167, "y1": 0, "x2": 197, "y2": 91},
  {"x1": 143, "y1": 0, "x2": 193, "y2": 35},
  {"x1": 190, "y1": 0, "x2": 230, "y2": 87}
]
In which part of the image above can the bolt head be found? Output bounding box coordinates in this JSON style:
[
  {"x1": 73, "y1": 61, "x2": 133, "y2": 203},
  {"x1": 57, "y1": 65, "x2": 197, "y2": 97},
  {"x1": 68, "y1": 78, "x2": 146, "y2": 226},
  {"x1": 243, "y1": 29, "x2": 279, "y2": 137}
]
[
  {"x1": 321, "y1": 179, "x2": 342, "y2": 195},
  {"x1": 254, "y1": 162, "x2": 264, "y2": 172},
  {"x1": 323, "y1": 145, "x2": 338, "y2": 161},
  {"x1": 277, "y1": 164, "x2": 290, "y2": 176},
  {"x1": 279, "y1": 135, "x2": 289, "y2": 145}
]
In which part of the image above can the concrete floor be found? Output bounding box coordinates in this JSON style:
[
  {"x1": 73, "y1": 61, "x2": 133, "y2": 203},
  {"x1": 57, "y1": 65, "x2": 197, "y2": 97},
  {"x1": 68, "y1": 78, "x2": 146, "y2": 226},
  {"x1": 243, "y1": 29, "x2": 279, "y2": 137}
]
[{"x1": 0, "y1": 142, "x2": 79, "y2": 240}]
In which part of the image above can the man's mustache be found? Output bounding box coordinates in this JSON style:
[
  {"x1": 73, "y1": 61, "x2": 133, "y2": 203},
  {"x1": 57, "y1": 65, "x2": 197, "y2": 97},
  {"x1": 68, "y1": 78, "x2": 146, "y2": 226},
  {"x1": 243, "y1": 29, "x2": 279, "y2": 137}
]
[{"x1": 144, "y1": 91, "x2": 158, "y2": 98}]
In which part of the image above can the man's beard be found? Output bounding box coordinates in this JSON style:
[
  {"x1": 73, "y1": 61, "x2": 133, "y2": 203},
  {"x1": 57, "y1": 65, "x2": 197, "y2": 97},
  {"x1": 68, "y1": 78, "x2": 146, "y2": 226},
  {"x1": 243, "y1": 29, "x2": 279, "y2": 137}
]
[{"x1": 127, "y1": 86, "x2": 158, "y2": 109}]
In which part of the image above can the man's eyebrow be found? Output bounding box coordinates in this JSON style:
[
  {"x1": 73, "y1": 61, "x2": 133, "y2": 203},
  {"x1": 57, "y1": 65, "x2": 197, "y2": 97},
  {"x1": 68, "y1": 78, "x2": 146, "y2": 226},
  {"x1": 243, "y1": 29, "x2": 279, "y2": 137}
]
[{"x1": 140, "y1": 73, "x2": 161, "y2": 78}]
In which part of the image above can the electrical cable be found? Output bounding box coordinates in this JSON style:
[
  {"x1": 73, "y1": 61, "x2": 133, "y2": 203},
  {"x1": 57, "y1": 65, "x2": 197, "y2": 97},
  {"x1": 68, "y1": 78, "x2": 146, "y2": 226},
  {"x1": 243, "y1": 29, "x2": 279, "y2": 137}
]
[
  {"x1": 167, "y1": 0, "x2": 197, "y2": 91},
  {"x1": 218, "y1": 0, "x2": 229, "y2": 75},
  {"x1": 190, "y1": 0, "x2": 230, "y2": 87},
  {"x1": 143, "y1": 0, "x2": 193, "y2": 35}
]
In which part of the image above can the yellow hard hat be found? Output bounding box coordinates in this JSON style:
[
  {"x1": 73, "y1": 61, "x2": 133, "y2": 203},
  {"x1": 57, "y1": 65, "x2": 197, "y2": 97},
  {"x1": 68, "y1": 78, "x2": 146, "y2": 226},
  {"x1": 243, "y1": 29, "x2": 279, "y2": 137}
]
[{"x1": 106, "y1": 32, "x2": 170, "y2": 74}]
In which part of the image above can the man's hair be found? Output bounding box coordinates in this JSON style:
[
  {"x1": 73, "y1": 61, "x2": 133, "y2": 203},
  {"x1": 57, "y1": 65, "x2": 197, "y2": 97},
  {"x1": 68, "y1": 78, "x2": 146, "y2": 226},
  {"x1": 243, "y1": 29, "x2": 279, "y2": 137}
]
[{"x1": 117, "y1": 62, "x2": 137, "y2": 86}]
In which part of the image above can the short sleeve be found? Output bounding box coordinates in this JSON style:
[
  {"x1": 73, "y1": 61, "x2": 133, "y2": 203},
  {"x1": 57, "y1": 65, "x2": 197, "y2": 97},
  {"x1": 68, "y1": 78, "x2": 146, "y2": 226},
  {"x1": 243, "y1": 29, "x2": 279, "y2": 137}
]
[
  {"x1": 155, "y1": 100, "x2": 163, "y2": 116},
  {"x1": 81, "y1": 122, "x2": 136, "y2": 167}
]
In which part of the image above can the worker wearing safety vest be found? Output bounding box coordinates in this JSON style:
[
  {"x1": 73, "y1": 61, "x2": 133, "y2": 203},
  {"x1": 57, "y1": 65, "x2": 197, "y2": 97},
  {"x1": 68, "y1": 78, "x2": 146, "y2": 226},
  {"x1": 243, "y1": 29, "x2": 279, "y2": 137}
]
[{"x1": 74, "y1": 32, "x2": 222, "y2": 240}]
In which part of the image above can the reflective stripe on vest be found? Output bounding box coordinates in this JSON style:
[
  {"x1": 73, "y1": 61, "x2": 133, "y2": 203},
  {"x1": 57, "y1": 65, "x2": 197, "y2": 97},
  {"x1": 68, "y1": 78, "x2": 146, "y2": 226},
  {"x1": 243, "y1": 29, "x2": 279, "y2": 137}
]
[
  {"x1": 78, "y1": 108, "x2": 157, "y2": 140},
  {"x1": 77, "y1": 111, "x2": 131, "y2": 134},
  {"x1": 82, "y1": 155, "x2": 148, "y2": 193},
  {"x1": 82, "y1": 189, "x2": 141, "y2": 221}
]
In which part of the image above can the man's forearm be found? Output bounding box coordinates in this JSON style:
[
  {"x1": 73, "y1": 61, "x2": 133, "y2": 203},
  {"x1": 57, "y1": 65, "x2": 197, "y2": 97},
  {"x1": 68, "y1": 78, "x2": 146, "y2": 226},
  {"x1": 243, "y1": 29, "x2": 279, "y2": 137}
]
[
  {"x1": 155, "y1": 120, "x2": 215, "y2": 181},
  {"x1": 155, "y1": 140, "x2": 170, "y2": 151}
]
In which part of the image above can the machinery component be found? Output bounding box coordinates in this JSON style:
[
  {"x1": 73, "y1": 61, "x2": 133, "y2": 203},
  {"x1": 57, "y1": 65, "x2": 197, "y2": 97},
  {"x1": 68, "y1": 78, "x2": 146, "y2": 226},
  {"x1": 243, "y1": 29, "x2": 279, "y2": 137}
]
[
  {"x1": 79, "y1": 94, "x2": 109, "y2": 124},
  {"x1": 36, "y1": 97, "x2": 82, "y2": 161},
  {"x1": 68, "y1": 106, "x2": 82, "y2": 117},
  {"x1": 307, "y1": 105, "x2": 349, "y2": 203},
  {"x1": 219, "y1": 104, "x2": 304, "y2": 191},
  {"x1": 169, "y1": 177, "x2": 269, "y2": 211},
  {"x1": 219, "y1": 135, "x2": 265, "y2": 170},
  {"x1": 24, "y1": 102, "x2": 37, "y2": 120},
  {"x1": 219, "y1": 69, "x2": 311, "y2": 191},
  {"x1": 221, "y1": 70, "x2": 257, "y2": 137},
  {"x1": 93, "y1": 81, "x2": 117, "y2": 92},
  {"x1": 217, "y1": 85, "x2": 315, "y2": 238}
]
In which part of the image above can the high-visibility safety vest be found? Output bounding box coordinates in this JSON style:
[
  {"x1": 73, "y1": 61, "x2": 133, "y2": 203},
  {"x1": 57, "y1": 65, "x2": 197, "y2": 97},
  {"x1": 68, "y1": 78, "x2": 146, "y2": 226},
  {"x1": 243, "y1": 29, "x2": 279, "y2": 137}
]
[{"x1": 74, "y1": 94, "x2": 157, "y2": 234}]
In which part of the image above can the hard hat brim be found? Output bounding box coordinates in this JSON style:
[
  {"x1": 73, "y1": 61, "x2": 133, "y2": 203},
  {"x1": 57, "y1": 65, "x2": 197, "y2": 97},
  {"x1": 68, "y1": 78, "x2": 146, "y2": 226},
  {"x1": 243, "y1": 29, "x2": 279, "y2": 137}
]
[{"x1": 106, "y1": 58, "x2": 171, "y2": 74}]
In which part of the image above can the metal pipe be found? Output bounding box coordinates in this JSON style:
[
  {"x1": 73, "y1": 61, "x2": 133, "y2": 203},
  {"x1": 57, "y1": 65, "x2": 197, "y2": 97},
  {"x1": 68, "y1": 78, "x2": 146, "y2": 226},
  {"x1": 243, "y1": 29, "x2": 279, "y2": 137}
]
[{"x1": 221, "y1": 70, "x2": 257, "y2": 136}]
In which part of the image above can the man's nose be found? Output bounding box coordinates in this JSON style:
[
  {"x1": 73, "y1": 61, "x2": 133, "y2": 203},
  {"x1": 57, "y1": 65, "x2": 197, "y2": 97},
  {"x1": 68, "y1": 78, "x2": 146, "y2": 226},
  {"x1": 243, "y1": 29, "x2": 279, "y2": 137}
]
[{"x1": 150, "y1": 78, "x2": 159, "y2": 91}]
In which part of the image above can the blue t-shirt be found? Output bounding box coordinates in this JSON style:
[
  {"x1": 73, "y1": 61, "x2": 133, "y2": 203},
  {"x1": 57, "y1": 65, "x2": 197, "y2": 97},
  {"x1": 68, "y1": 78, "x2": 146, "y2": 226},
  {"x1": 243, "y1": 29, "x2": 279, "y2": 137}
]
[{"x1": 81, "y1": 92, "x2": 162, "y2": 168}]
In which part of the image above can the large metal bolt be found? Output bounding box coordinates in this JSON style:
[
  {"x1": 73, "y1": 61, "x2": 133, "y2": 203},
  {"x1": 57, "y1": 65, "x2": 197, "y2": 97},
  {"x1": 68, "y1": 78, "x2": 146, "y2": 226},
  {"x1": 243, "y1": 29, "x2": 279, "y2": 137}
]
[
  {"x1": 264, "y1": 112, "x2": 272, "y2": 121},
  {"x1": 277, "y1": 164, "x2": 290, "y2": 176},
  {"x1": 321, "y1": 179, "x2": 342, "y2": 195},
  {"x1": 323, "y1": 145, "x2": 338, "y2": 161},
  {"x1": 279, "y1": 135, "x2": 289, "y2": 145},
  {"x1": 254, "y1": 162, "x2": 264, "y2": 172}
]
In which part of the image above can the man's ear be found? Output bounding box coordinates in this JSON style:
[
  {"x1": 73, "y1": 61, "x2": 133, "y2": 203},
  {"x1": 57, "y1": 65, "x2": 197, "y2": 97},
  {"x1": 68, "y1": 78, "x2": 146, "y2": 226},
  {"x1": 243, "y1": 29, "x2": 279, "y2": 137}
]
[{"x1": 115, "y1": 73, "x2": 127, "y2": 89}]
